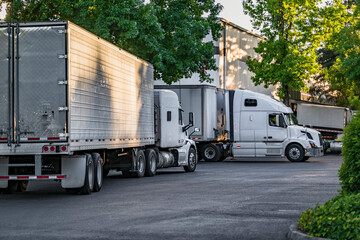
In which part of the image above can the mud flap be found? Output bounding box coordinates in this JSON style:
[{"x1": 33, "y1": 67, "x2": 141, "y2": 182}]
[
  {"x1": 0, "y1": 157, "x2": 9, "y2": 188},
  {"x1": 61, "y1": 155, "x2": 86, "y2": 188}
]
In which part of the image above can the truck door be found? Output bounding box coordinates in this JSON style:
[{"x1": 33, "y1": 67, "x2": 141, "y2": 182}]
[
  {"x1": 0, "y1": 27, "x2": 11, "y2": 144},
  {"x1": 266, "y1": 113, "x2": 288, "y2": 155},
  {"x1": 15, "y1": 24, "x2": 67, "y2": 143}
]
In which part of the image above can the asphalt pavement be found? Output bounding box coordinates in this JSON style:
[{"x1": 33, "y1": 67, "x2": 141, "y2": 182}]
[{"x1": 0, "y1": 154, "x2": 342, "y2": 240}]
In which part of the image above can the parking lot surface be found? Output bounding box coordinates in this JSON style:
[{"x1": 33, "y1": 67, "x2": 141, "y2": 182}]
[{"x1": 0, "y1": 154, "x2": 342, "y2": 240}]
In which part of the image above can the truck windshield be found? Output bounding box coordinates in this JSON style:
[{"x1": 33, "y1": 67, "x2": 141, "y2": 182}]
[{"x1": 284, "y1": 113, "x2": 298, "y2": 125}]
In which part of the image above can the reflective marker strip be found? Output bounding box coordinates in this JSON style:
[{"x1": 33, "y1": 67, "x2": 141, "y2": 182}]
[
  {"x1": 17, "y1": 176, "x2": 29, "y2": 179},
  {"x1": 28, "y1": 138, "x2": 40, "y2": 141},
  {"x1": 48, "y1": 137, "x2": 60, "y2": 140},
  {"x1": 0, "y1": 175, "x2": 66, "y2": 180},
  {"x1": 21, "y1": 137, "x2": 65, "y2": 141}
]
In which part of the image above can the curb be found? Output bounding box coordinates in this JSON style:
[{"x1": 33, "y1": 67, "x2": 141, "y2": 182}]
[{"x1": 286, "y1": 224, "x2": 330, "y2": 240}]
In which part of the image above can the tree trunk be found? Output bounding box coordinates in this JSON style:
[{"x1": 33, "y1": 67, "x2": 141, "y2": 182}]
[{"x1": 284, "y1": 85, "x2": 290, "y2": 107}]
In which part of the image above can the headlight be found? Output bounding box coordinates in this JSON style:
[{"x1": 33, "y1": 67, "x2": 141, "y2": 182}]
[{"x1": 309, "y1": 141, "x2": 316, "y2": 148}]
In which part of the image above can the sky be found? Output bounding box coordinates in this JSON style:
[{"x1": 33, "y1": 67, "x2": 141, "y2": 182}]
[
  {"x1": 216, "y1": 0, "x2": 253, "y2": 31},
  {"x1": 0, "y1": 3, "x2": 5, "y2": 20},
  {"x1": 0, "y1": 1, "x2": 253, "y2": 31}
]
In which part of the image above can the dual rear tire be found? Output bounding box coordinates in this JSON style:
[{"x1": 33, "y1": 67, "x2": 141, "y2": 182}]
[
  {"x1": 123, "y1": 149, "x2": 157, "y2": 178},
  {"x1": 145, "y1": 149, "x2": 157, "y2": 177},
  {"x1": 67, "y1": 153, "x2": 103, "y2": 195},
  {"x1": 200, "y1": 144, "x2": 225, "y2": 162}
]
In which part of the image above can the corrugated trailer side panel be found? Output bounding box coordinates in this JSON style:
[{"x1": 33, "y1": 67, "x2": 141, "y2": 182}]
[
  {"x1": 67, "y1": 22, "x2": 154, "y2": 151},
  {"x1": 297, "y1": 104, "x2": 346, "y2": 130},
  {"x1": 0, "y1": 27, "x2": 10, "y2": 142}
]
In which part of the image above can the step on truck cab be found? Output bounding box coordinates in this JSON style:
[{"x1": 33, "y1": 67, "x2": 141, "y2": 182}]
[
  {"x1": 0, "y1": 21, "x2": 197, "y2": 194},
  {"x1": 155, "y1": 85, "x2": 324, "y2": 162}
]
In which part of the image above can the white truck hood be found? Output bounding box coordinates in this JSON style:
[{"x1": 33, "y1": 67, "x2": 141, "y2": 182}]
[{"x1": 289, "y1": 125, "x2": 322, "y2": 146}]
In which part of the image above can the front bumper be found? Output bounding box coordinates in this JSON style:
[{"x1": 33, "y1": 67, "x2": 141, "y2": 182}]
[{"x1": 305, "y1": 146, "x2": 324, "y2": 157}]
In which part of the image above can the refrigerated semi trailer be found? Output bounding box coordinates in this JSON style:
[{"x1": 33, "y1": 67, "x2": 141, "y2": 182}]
[
  {"x1": 155, "y1": 85, "x2": 324, "y2": 162},
  {"x1": 0, "y1": 21, "x2": 197, "y2": 194},
  {"x1": 294, "y1": 102, "x2": 355, "y2": 152}
]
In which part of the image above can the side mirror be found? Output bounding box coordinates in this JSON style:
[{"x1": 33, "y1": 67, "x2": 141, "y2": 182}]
[
  {"x1": 189, "y1": 127, "x2": 200, "y2": 137},
  {"x1": 183, "y1": 112, "x2": 195, "y2": 132},
  {"x1": 189, "y1": 112, "x2": 194, "y2": 126}
]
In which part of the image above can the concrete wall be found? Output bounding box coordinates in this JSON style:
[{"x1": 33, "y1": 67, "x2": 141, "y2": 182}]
[{"x1": 154, "y1": 19, "x2": 279, "y2": 98}]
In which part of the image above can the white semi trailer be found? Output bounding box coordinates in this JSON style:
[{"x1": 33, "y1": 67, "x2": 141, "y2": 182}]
[
  {"x1": 155, "y1": 85, "x2": 324, "y2": 162},
  {"x1": 294, "y1": 102, "x2": 354, "y2": 152},
  {"x1": 0, "y1": 21, "x2": 197, "y2": 194}
]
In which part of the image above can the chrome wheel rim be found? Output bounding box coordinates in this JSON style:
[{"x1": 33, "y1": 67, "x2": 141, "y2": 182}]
[
  {"x1": 88, "y1": 159, "x2": 94, "y2": 190},
  {"x1": 289, "y1": 147, "x2": 300, "y2": 160},
  {"x1": 189, "y1": 151, "x2": 196, "y2": 168},
  {"x1": 204, "y1": 147, "x2": 215, "y2": 159},
  {"x1": 138, "y1": 155, "x2": 145, "y2": 173},
  {"x1": 150, "y1": 155, "x2": 156, "y2": 173},
  {"x1": 97, "y1": 159, "x2": 102, "y2": 187}
]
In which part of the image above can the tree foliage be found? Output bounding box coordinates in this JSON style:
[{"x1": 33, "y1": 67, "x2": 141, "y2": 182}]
[
  {"x1": 1, "y1": 0, "x2": 223, "y2": 84},
  {"x1": 308, "y1": 1, "x2": 360, "y2": 109},
  {"x1": 243, "y1": 0, "x2": 322, "y2": 106},
  {"x1": 298, "y1": 193, "x2": 360, "y2": 240},
  {"x1": 325, "y1": 1, "x2": 360, "y2": 109},
  {"x1": 339, "y1": 112, "x2": 360, "y2": 194}
]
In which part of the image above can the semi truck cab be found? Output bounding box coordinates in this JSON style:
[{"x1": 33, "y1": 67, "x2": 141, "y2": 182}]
[{"x1": 230, "y1": 90, "x2": 324, "y2": 162}]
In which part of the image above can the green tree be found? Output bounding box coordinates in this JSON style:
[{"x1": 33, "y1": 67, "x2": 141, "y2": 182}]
[
  {"x1": 308, "y1": 1, "x2": 360, "y2": 109},
  {"x1": 325, "y1": 1, "x2": 360, "y2": 109},
  {"x1": 1, "y1": 0, "x2": 222, "y2": 84},
  {"x1": 243, "y1": 0, "x2": 322, "y2": 106}
]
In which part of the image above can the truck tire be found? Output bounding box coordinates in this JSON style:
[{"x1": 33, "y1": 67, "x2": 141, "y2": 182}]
[
  {"x1": 201, "y1": 144, "x2": 221, "y2": 162},
  {"x1": 17, "y1": 180, "x2": 29, "y2": 192},
  {"x1": 145, "y1": 149, "x2": 157, "y2": 177},
  {"x1": 184, "y1": 148, "x2": 197, "y2": 172},
  {"x1": 134, "y1": 150, "x2": 146, "y2": 178},
  {"x1": 79, "y1": 154, "x2": 95, "y2": 194},
  {"x1": 286, "y1": 144, "x2": 305, "y2": 162},
  {"x1": 91, "y1": 153, "x2": 103, "y2": 192}
]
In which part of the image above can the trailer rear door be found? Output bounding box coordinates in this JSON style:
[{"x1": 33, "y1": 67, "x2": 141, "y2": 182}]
[
  {"x1": 0, "y1": 27, "x2": 11, "y2": 144},
  {"x1": 1, "y1": 24, "x2": 68, "y2": 144},
  {"x1": 17, "y1": 24, "x2": 67, "y2": 142}
]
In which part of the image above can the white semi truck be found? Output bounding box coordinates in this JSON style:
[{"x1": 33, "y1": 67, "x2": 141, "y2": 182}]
[
  {"x1": 0, "y1": 21, "x2": 197, "y2": 194},
  {"x1": 155, "y1": 85, "x2": 324, "y2": 162}
]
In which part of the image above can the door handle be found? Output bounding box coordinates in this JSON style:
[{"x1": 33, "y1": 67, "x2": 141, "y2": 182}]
[{"x1": 268, "y1": 136, "x2": 273, "y2": 139}]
